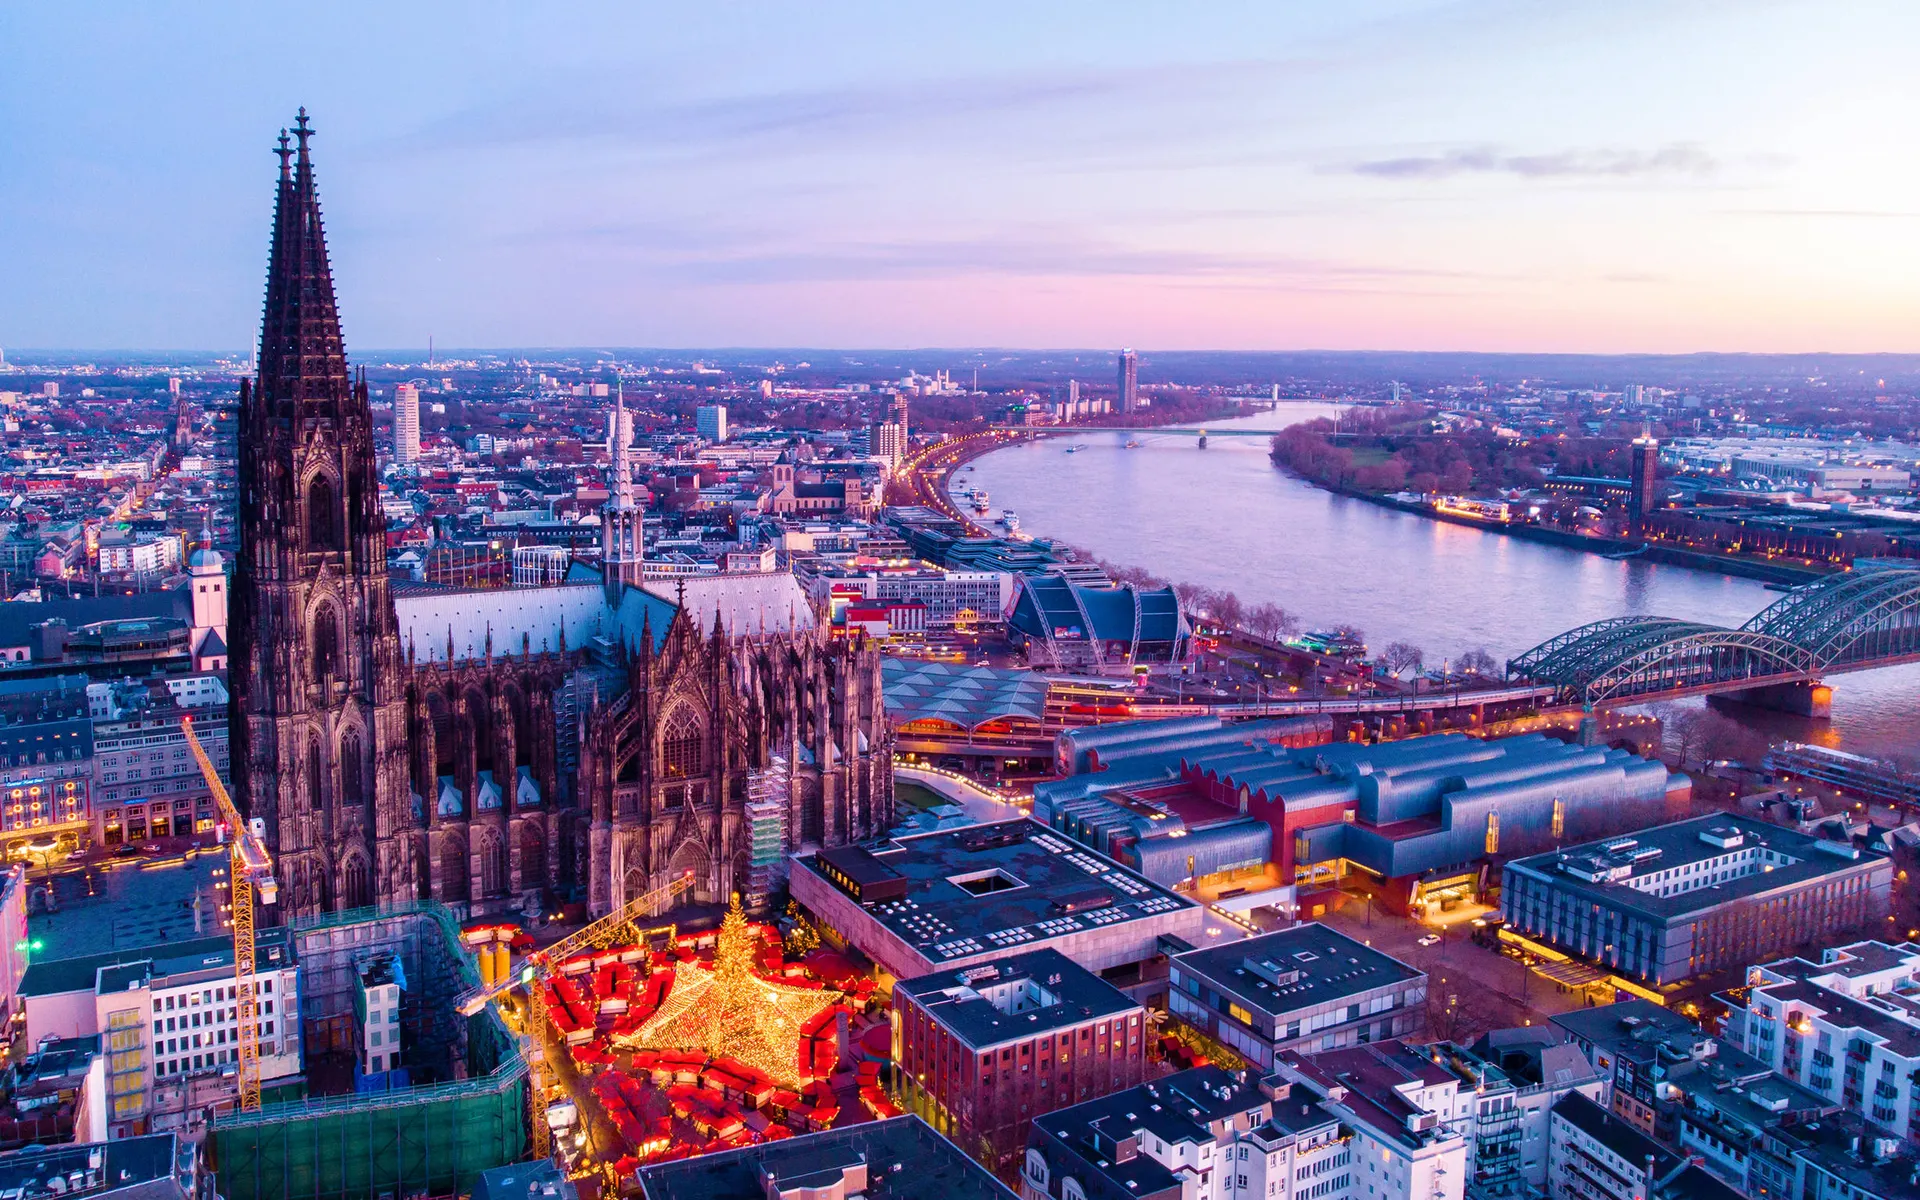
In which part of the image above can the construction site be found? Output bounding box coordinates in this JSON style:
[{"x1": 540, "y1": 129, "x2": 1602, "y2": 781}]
[{"x1": 206, "y1": 904, "x2": 529, "y2": 1200}]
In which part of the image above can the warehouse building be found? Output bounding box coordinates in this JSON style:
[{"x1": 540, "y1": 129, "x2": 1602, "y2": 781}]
[{"x1": 1501, "y1": 814, "x2": 1891, "y2": 987}]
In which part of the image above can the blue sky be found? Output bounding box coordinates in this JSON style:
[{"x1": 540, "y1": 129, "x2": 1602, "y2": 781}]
[{"x1": 3, "y1": 1, "x2": 1917, "y2": 352}]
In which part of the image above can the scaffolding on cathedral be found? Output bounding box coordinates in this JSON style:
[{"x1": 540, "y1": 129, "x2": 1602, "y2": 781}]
[
  {"x1": 743, "y1": 756, "x2": 791, "y2": 911},
  {"x1": 610, "y1": 897, "x2": 840, "y2": 1087}
]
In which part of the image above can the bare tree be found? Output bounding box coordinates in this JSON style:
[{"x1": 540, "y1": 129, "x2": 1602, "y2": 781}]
[
  {"x1": 1458, "y1": 647, "x2": 1498, "y2": 676},
  {"x1": 1245, "y1": 602, "x2": 1297, "y2": 641},
  {"x1": 1212, "y1": 589, "x2": 1245, "y2": 630},
  {"x1": 1381, "y1": 641, "x2": 1425, "y2": 678},
  {"x1": 1175, "y1": 582, "x2": 1218, "y2": 622}
]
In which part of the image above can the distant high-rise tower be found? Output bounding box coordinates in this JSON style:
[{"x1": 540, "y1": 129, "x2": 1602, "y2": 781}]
[
  {"x1": 696, "y1": 404, "x2": 728, "y2": 443},
  {"x1": 871, "y1": 420, "x2": 904, "y2": 466},
  {"x1": 1117, "y1": 349, "x2": 1139, "y2": 414},
  {"x1": 892, "y1": 394, "x2": 910, "y2": 444},
  {"x1": 1630, "y1": 427, "x2": 1660, "y2": 535},
  {"x1": 392, "y1": 383, "x2": 421, "y2": 464},
  {"x1": 602, "y1": 384, "x2": 644, "y2": 587},
  {"x1": 1067, "y1": 379, "x2": 1080, "y2": 416}
]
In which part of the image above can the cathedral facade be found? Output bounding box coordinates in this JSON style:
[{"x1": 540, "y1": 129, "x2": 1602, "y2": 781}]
[{"x1": 230, "y1": 112, "x2": 892, "y2": 922}]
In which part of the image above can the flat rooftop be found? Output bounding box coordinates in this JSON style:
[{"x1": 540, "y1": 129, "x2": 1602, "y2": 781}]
[
  {"x1": 31, "y1": 856, "x2": 214, "y2": 962},
  {"x1": 1029, "y1": 1067, "x2": 1313, "y2": 1197},
  {"x1": 21, "y1": 926, "x2": 295, "y2": 999},
  {"x1": 1549, "y1": 998, "x2": 1698, "y2": 1049},
  {"x1": 1280, "y1": 1041, "x2": 1458, "y2": 1151},
  {"x1": 895, "y1": 948, "x2": 1140, "y2": 1051},
  {"x1": 1774, "y1": 1112, "x2": 1920, "y2": 1198},
  {"x1": 0, "y1": 1134, "x2": 181, "y2": 1200},
  {"x1": 636, "y1": 1115, "x2": 1015, "y2": 1200},
  {"x1": 793, "y1": 820, "x2": 1199, "y2": 964},
  {"x1": 1507, "y1": 813, "x2": 1884, "y2": 920},
  {"x1": 1172, "y1": 922, "x2": 1423, "y2": 1019}
]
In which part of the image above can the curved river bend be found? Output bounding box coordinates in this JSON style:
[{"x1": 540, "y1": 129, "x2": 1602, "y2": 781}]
[{"x1": 965, "y1": 403, "x2": 1920, "y2": 759}]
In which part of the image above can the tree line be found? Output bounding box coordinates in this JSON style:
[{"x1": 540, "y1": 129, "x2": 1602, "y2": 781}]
[{"x1": 1066, "y1": 545, "x2": 1503, "y2": 680}]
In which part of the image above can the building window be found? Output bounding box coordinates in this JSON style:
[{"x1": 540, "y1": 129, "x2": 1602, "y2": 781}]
[{"x1": 661, "y1": 708, "x2": 703, "y2": 778}]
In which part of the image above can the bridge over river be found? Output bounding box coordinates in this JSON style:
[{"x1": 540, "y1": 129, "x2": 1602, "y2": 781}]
[{"x1": 1506, "y1": 565, "x2": 1920, "y2": 712}]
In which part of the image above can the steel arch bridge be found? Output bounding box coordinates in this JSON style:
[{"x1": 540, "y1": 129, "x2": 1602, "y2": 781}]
[{"x1": 1508, "y1": 566, "x2": 1920, "y2": 707}]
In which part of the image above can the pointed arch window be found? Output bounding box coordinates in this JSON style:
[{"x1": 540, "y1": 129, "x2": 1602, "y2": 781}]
[
  {"x1": 343, "y1": 855, "x2": 370, "y2": 910},
  {"x1": 307, "y1": 475, "x2": 338, "y2": 550},
  {"x1": 341, "y1": 732, "x2": 365, "y2": 809},
  {"x1": 312, "y1": 605, "x2": 340, "y2": 681},
  {"x1": 661, "y1": 707, "x2": 704, "y2": 778},
  {"x1": 307, "y1": 738, "x2": 325, "y2": 815}
]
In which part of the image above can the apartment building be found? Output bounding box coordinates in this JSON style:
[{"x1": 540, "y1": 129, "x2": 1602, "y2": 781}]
[
  {"x1": 1546, "y1": 1093, "x2": 1743, "y2": 1200},
  {"x1": 91, "y1": 675, "x2": 230, "y2": 846},
  {"x1": 1722, "y1": 940, "x2": 1920, "y2": 1141},
  {"x1": 1019, "y1": 1066, "x2": 1361, "y2": 1200}
]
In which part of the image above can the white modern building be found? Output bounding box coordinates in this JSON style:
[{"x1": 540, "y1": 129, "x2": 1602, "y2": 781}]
[
  {"x1": 1021, "y1": 1066, "x2": 1367, "y2": 1200},
  {"x1": 871, "y1": 420, "x2": 904, "y2": 466},
  {"x1": 354, "y1": 950, "x2": 404, "y2": 1076},
  {"x1": 1283, "y1": 1034, "x2": 1606, "y2": 1197},
  {"x1": 1722, "y1": 940, "x2": 1920, "y2": 1142},
  {"x1": 18, "y1": 928, "x2": 301, "y2": 1138},
  {"x1": 695, "y1": 404, "x2": 728, "y2": 444},
  {"x1": 393, "y1": 383, "x2": 421, "y2": 464}
]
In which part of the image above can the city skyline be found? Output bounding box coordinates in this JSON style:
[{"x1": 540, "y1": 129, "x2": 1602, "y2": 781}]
[{"x1": 5, "y1": 2, "x2": 1919, "y2": 354}]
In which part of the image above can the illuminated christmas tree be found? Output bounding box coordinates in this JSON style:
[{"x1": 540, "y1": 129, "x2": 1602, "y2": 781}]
[{"x1": 613, "y1": 895, "x2": 841, "y2": 1084}]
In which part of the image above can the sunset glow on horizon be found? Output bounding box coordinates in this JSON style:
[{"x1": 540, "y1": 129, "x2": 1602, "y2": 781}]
[{"x1": 4, "y1": 1, "x2": 1919, "y2": 353}]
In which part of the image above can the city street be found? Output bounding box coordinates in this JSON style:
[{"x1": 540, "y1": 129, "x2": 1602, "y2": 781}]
[{"x1": 1320, "y1": 902, "x2": 1593, "y2": 1040}]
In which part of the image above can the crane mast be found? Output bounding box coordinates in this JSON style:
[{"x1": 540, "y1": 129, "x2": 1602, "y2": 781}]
[{"x1": 180, "y1": 715, "x2": 276, "y2": 1112}]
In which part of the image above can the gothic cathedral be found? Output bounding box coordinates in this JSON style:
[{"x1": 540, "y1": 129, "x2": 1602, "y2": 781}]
[{"x1": 230, "y1": 112, "x2": 893, "y2": 922}]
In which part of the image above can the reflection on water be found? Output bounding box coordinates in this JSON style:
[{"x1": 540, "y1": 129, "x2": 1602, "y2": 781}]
[{"x1": 968, "y1": 404, "x2": 1920, "y2": 759}]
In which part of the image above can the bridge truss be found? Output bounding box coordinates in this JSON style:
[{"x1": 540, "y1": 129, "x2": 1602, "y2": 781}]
[{"x1": 1508, "y1": 566, "x2": 1920, "y2": 707}]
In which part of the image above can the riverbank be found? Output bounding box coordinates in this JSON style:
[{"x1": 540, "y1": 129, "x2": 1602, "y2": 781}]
[
  {"x1": 964, "y1": 408, "x2": 1920, "y2": 758},
  {"x1": 1283, "y1": 472, "x2": 1831, "y2": 586}
]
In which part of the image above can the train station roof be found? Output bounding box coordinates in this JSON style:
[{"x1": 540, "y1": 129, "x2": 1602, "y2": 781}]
[{"x1": 880, "y1": 659, "x2": 1050, "y2": 730}]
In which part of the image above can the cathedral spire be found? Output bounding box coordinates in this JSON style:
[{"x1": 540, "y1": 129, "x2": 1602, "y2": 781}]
[
  {"x1": 257, "y1": 106, "x2": 350, "y2": 418},
  {"x1": 610, "y1": 377, "x2": 634, "y2": 508},
  {"x1": 601, "y1": 371, "x2": 643, "y2": 588}
]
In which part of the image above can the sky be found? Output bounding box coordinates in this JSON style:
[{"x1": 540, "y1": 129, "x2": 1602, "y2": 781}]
[{"x1": 3, "y1": 1, "x2": 1919, "y2": 354}]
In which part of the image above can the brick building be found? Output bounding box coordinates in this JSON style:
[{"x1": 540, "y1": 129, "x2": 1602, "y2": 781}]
[{"x1": 893, "y1": 948, "x2": 1145, "y2": 1171}]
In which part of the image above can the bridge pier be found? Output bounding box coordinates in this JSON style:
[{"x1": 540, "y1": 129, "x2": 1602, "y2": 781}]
[
  {"x1": 1726, "y1": 679, "x2": 1832, "y2": 719},
  {"x1": 1576, "y1": 714, "x2": 1601, "y2": 747}
]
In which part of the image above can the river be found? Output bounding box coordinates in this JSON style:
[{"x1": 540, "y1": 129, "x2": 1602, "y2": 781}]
[{"x1": 964, "y1": 403, "x2": 1920, "y2": 761}]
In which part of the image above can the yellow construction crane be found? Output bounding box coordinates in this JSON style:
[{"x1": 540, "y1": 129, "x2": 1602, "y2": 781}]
[
  {"x1": 180, "y1": 715, "x2": 277, "y2": 1112},
  {"x1": 466, "y1": 871, "x2": 695, "y2": 1168},
  {"x1": 455, "y1": 871, "x2": 695, "y2": 1017}
]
